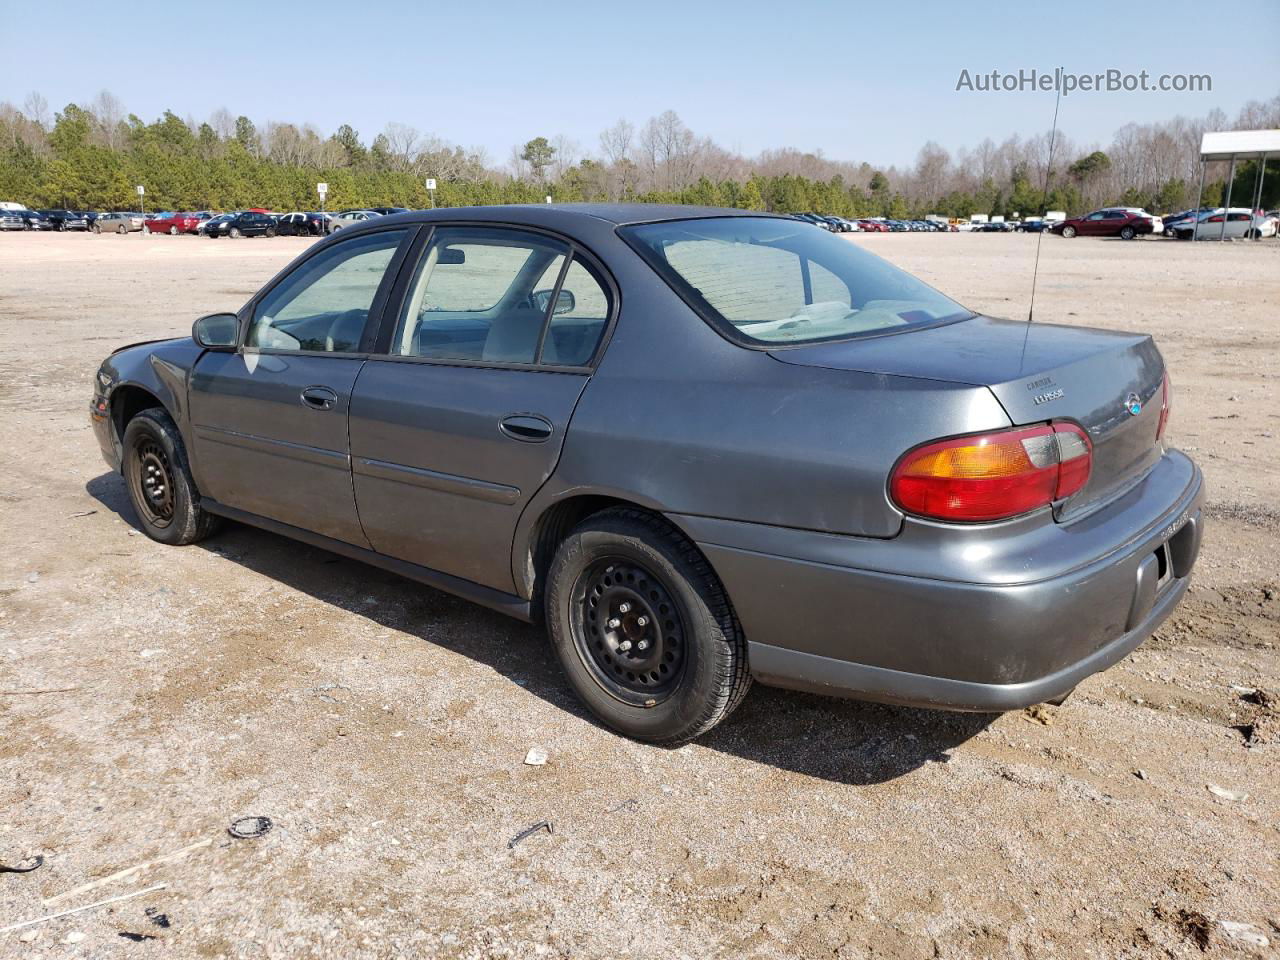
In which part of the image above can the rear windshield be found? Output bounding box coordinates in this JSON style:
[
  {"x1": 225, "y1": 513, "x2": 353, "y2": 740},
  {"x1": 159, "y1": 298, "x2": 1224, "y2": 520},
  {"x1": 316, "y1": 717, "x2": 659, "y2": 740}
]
[{"x1": 621, "y1": 216, "x2": 971, "y2": 345}]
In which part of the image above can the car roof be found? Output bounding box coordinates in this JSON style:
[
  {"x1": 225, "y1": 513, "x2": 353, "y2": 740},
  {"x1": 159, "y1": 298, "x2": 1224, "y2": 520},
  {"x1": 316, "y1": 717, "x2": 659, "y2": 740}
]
[{"x1": 373, "y1": 203, "x2": 784, "y2": 229}]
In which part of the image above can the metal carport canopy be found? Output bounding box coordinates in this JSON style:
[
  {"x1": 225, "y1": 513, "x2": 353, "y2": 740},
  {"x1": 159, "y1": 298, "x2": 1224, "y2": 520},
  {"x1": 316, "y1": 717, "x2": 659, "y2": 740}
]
[{"x1": 1199, "y1": 129, "x2": 1280, "y2": 161}]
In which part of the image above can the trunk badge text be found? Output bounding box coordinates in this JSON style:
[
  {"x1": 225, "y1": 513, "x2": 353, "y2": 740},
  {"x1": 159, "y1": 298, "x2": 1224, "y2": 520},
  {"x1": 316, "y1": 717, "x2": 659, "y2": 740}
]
[{"x1": 1027, "y1": 377, "x2": 1064, "y2": 406}]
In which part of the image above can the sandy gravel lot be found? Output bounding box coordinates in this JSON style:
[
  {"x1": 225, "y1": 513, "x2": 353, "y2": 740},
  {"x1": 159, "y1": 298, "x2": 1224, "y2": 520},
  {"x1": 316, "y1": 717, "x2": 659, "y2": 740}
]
[{"x1": 1, "y1": 228, "x2": 1277, "y2": 959}]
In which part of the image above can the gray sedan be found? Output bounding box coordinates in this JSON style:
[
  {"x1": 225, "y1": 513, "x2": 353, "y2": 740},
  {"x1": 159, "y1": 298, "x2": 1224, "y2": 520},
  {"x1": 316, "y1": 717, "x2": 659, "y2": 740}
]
[{"x1": 90, "y1": 205, "x2": 1202, "y2": 743}]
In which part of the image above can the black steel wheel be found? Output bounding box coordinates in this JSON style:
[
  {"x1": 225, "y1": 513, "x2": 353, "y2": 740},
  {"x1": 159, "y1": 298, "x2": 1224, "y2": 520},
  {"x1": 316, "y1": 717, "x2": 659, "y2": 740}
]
[
  {"x1": 546, "y1": 508, "x2": 751, "y2": 743},
  {"x1": 121, "y1": 408, "x2": 221, "y2": 546},
  {"x1": 570, "y1": 558, "x2": 687, "y2": 707},
  {"x1": 128, "y1": 438, "x2": 175, "y2": 528}
]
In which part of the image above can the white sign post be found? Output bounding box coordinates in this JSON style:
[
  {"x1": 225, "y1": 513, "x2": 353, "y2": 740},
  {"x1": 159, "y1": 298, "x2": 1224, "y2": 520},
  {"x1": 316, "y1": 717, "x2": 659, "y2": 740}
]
[
  {"x1": 425, "y1": 178, "x2": 436, "y2": 208},
  {"x1": 317, "y1": 182, "x2": 328, "y2": 212},
  {"x1": 136, "y1": 184, "x2": 145, "y2": 222}
]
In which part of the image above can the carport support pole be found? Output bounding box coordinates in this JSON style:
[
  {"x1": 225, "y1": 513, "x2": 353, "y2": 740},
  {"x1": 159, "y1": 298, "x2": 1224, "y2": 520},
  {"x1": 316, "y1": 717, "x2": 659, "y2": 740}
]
[
  {"x1": 1220, "y1": 156, "x2": 1236, "y2": 241},
  {"x1": 1250, "y1": 155, "x2": 1267, "y2": 238},
  {"x1": 1187, "y1": 161, "x2": 1198, "y2": 236}
]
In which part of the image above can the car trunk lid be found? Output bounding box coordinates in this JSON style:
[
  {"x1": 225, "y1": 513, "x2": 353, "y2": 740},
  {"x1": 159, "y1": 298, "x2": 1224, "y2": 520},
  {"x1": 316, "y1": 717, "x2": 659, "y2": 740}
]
[{"x1": 769, "y1": 315, "x2": 1166, "y2": 520}]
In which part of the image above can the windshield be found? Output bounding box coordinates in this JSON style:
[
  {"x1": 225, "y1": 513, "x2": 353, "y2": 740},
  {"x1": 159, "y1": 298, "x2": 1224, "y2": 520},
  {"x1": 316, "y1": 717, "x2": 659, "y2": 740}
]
[{"x1": 621, "y1": 216, "x2": 971, "y2": 345}]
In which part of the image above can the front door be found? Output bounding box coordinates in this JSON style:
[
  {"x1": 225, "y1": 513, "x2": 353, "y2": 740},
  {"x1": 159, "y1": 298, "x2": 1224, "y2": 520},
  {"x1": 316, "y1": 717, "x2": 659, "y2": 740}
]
[
  {"x1": 350, "y1": 225, "x2": 613, "y2": 593},
  {"x1": 188, "y1": 227, "x2": 412, "y2": 545}
]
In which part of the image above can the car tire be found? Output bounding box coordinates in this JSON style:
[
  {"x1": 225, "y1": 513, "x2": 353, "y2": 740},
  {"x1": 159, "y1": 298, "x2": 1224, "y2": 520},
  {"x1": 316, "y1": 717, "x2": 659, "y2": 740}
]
[
  {"x1": 1119, "y1": 225, "x2": 1136, "y2": 240},
  {"x1": 122, "y1": 408, "x2": 221, "y2": 546},
  {"x1": 142, "y1": 225, "x2": 151, "y2": 235},
  {"x1": 92, "y1": 224, "x2": 101, "y2": 234},
  {"x1": 1061, "y1": 225, "x2": 1076, "y2": 238},
  {"x1": 545, "y1": 508, "x2": 751, "y2": 744},
  {"x1": 169, "y1": 225, "x2": 179, "y2": 235},
  {"x1": 265, "y1": 227, "x2": 277, "y2": 238},
  {"x1": 229, "y1": 227, "x2": 241, "y2": 238}
]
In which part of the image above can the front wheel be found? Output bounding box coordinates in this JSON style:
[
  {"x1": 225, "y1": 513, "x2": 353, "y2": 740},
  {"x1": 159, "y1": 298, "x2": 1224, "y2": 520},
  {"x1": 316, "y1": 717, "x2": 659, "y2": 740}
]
[
  {"x1": 545, "y1": 508, "x2": 751, "y2": 744},
  {"x1": 1060, "y1": 225, "x2": 1077, "y2": 238},
  {"x1": 1119, "y1": 225, "x2": 1136, "y2": 240},
  {"x1": 92, "y1": 224, "x2": 101, "y2": 234},
  {"x1": 169, "y1": 225, "x2": 179, "y2": 235},
  {"x1": 264, "y1": 227, "x2": 276, "y2": 238},
  {"x1": 117, "y1": 224, "x2": 127, "y2": 234},
  {"x1": 122, "y1": 408, "x2": 221, "y2": 546},
  {"x1": 229, "y1": 227, "x2": 241, "y2": 238}
]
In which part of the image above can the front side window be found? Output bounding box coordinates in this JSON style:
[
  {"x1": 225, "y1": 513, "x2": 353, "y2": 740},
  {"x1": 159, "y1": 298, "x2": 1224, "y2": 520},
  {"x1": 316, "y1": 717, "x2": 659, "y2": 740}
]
[
  {"x1": 248, "y1": 229, "x2": 406, "y2": 353},
  {"x1": 622, "y1": 216, "x2": 970, "y2": 345},
  {"x1": 392, "y1": 227, "x2": 607, "y2": 365}
]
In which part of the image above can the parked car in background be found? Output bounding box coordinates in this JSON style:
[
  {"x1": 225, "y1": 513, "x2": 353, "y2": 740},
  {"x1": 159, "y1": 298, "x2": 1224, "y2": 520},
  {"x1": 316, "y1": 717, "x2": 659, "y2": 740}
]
[
  {"x1": 327, "y1": 209, "x2": 381, "y2": 233},
  {"x1": 1174, "y1": 208, "x2": 1277, "y2": 240},
  {"x1": 368, "y1": 206, "x2": 411, "y2": 216},
  {"x1": 38, "y1": 209, "x2": 90, "y2": 231},
  {"x1": 1051, "y1": 208, "x2": 1154, "y2": 239},
  {"x1": 0, "y1": 209, "x2": 26, "y2": 231},
  {"x1": 1017, "y1": 218, "x2": 1050, "y2": 233},
  {"x1": 19, "y1": 209, "x2": 53, "y2": 230},
  {"x1": 857, "y1": 219, "x2": 888, "y2": 232},
  {"x1": 91, "y1": 204, "x2": 1201, "y2": 744},
  {"x1": 196, "y1": 214, "x2": 233, "y2": 236},
  {"x1": 276, "y1": 211, "x2": 331, "y2": 236},
  {"x1": 206, "y1": 211, "x2": 277, "y2": 238},
  {"x1": 94, "y1": 212, "x2": 144, "y2": 234},
  {"x1": 144, "y1": 212, "x2": 205, "y2": 235}
]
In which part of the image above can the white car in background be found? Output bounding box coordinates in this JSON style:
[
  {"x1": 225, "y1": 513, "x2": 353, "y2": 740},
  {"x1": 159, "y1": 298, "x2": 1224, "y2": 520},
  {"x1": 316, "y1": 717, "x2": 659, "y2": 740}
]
[
  {"x1": 1176, "y1": 208, "x2": 1276, "y2": 240},
  {"x1": 327, "y1": 209, "x2": 382, "y2": 234},
  {"x1": 1119, "y1": 208, "x2": 1163, "y2": 234}
]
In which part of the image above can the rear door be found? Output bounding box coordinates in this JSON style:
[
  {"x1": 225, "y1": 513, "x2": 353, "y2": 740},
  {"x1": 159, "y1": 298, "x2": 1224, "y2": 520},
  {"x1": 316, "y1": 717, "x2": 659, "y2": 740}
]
[
  {"x1": 188, "y1": 227, "x2": 413, "y2": 544},
  {"x1": 349, "y1": 224, "x2": 614, "y2": 593}
]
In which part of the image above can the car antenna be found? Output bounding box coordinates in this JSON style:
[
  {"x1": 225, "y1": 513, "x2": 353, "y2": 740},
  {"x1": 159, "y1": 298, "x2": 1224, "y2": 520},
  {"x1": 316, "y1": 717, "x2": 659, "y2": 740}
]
[{"x1": 1021, "y1": 80, "x2": 1063, "y2": 371}]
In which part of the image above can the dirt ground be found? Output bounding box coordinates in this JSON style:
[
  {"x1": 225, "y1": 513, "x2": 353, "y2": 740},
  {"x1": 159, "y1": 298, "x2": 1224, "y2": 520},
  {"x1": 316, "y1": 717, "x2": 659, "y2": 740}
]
[{"x1": 1, "y1": 228, "x2": 1277, "y2": 960}]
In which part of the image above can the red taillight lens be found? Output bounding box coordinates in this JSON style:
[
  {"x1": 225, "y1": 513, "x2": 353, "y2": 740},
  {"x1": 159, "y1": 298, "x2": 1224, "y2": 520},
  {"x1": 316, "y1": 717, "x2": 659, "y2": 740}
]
[
  {"x1": 891, "y1": 422, "x2": 1092, "y2": 522},
  {"x1": 1156, "y1": 371, "x2": 1171, "y2": 440}
]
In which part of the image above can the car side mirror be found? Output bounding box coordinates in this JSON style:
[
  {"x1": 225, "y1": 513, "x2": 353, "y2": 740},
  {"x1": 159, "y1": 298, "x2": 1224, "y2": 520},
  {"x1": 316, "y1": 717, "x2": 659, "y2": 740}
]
[
  {"x1": 193, "y1": 312, "x2": 239, "y2": 350},
  {"x1": 437, "y1": 246, "x2": 466, "y2": 265},
  {"x1": 532, "y1": 288, "x2": 575, "y2": 315}
]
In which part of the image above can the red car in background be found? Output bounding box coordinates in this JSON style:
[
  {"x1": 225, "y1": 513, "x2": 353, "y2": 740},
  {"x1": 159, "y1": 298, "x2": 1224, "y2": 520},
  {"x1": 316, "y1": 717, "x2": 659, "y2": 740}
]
[
  {"x1": 857, "y1": 219, "x2": 890, "y2": 232},
  {"x1": 143, "y1": 212, "x2": 207, "y2": 235},
  {"x1": 1050, "y1": 208, "x2": 1155, "y2": 240}
]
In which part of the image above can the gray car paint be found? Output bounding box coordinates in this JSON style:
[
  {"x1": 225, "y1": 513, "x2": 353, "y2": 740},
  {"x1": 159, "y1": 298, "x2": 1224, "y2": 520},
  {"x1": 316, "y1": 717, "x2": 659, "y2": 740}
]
[{"x1": 91, "y1": 204, "x2": 1203, "y2": 712}]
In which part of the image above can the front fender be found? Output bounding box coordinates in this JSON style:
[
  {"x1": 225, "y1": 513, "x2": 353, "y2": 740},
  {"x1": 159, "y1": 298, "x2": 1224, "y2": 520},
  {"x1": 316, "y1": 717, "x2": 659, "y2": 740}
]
[{"x1": 98, "y1": 337, "x2": 203, "y2": 464}]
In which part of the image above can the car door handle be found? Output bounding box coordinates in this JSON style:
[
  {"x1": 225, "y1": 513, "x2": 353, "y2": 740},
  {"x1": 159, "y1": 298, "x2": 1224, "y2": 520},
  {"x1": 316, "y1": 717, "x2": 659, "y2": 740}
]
[
  {"x1": 300, "y1": 386, "x2": 338, "y2": 410},
  {"x1": 499, "y1": 415, "x2": 553, "y2": 442}
]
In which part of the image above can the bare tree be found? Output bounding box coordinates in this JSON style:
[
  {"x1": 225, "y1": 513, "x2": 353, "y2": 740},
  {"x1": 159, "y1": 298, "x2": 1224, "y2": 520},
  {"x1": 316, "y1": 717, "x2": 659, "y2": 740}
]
[{"x1": 23, "y1": 92, "x2": 49, "y2": 130}]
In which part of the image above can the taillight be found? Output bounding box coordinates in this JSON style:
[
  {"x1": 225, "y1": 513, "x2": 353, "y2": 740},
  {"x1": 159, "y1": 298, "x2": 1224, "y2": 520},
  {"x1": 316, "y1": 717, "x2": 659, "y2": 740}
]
[
  {"x1": 890, "y1": 422, "x2": 1092, "y2": 522},
  {"x1": 1156, "y1": 371, "x2": 1171, "y2": 440}
]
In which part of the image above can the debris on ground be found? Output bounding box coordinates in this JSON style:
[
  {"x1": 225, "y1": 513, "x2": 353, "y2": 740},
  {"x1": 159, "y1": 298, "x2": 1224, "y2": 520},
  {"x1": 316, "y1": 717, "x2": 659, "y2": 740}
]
[
  {"x1": 1206, "y1": 784, "x2": 1248, "y2": 802},
  {"x1": 1158, "y1": 906, "x2": 1213, "y2": 950},
  {"x1": 1023, "y1": 704, "x2": 1056, "y2": 726},
  {"x1": 145, "y1": 907, "x2": 171, "y2": 928},
  {"x1": 61, "y1": 931, "x2": 86, "y2": 945},
  {"x1": 0, "y1": 883, "x2": 167, "y2": 936},
  {"x1": 1134, "y1": 769, "x2": 1149, "y2": 781},
  {"x1": 68, "y1": 510, "x2": 97, "y2": 518},
  {"x1": 508, "y1": 821, "x2": 553, "y2": 849},
  {"x1": 0, "y1": 854, "x2": 44, "y2": 873},
  {"x1": 43, "y1": 838, "x2": 211, "y2": 907},
  {"x1": 228, "y1": 816, "x2": 274, "y2": 839},
  {"x1": 119, "y1": 931, "x2": 158, "y2": 942},
  {"x1": 523, "y1": 748, "x2": 548, "y2": 766},
  {"x1": 1218, "y1": 920, "x2": 1269, "y2": 948}
]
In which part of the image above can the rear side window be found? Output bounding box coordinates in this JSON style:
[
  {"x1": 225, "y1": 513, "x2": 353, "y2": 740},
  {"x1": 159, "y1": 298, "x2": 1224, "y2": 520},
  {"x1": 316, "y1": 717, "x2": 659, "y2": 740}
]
[
  {"x1": 390, "y1": 226, "x2": 610, "y2": 366},
  {"x1": 622, "y1": 216, "x2": 969, "y2": 345},
  {"x1": 248, "y1": 229, "x2": 406, "y2": 353}
]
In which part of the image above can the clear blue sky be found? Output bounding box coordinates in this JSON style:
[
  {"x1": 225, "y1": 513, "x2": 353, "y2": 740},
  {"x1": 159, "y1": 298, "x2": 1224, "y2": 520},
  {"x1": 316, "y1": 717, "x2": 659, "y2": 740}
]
[{"x1": 3, "y1": 0, "x2": 1276, "y2": 167}]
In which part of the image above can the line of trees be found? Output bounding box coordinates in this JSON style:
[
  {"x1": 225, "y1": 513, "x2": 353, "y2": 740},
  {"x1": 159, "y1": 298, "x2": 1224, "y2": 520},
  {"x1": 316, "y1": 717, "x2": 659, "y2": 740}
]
[{"x1": 1, "y1": 91, "x2": 1276, "y2": 218}]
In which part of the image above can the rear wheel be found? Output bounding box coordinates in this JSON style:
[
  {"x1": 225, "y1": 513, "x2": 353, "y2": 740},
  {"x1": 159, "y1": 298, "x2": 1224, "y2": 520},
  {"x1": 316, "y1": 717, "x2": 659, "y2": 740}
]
[
  {"x1": 169, "y1": 225, "x2": 178, "y2": 235},
  {"x1": 229, "y1": 227, "x2": 242, "y2": 238},
  {"x1": 92, "y1": 224, "x2": 101, "y2": 234},
  {"x1": 265, "y1": 227, "x2": 277, "y2": 238},
  {"x1": 545, "y1": 508, "x2": 750, "y2": 744},
  {"x1": 1119, "y1": 225, "x2": 1136, "y2": 240},
  {"x1": 122, "y1": 408, "x2": 221, "y2": 546},
  {"x1": 117, "y1": 224, "x2": 126, "y2": 234},
  {"x1": 1060, "y1": 224, "x2": 1076, "y2": 238}
]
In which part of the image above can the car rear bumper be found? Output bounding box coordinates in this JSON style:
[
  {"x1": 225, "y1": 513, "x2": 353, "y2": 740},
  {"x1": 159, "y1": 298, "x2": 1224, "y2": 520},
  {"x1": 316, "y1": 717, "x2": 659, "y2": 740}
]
[{"x1": 673, "y1": 450, "x2": 1203, "y2": 711}]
